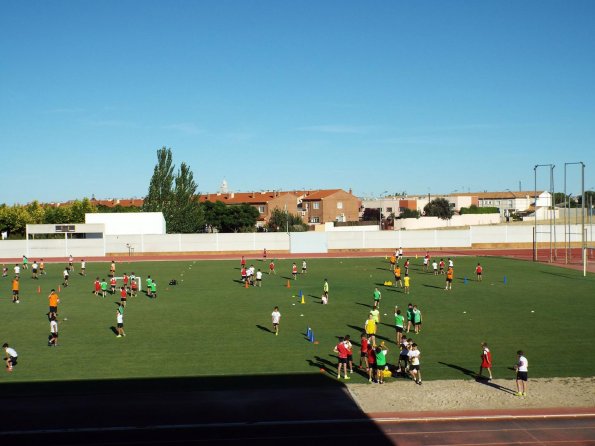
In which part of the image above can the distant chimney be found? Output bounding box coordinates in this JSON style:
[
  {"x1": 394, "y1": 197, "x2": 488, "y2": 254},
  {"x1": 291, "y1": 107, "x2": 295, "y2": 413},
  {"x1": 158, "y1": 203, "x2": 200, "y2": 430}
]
[
  {"x1": 349, "y1": 188, "x2": 352, "y2": 194},
  {"x1": 231, "y1": 192, "x2": 235, "y2": 198}
]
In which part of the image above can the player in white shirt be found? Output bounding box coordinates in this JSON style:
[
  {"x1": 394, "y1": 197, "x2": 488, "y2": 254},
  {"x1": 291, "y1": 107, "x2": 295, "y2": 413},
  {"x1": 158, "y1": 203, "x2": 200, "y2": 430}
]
[
  {"x1": 63, "y1": 268, "x2": 70, "y2": 287},
  {"x1": 255, "y1": 269, "x2": 263, "y2": 287},
  {"x1": 432, "y1": 261, "x2": 438, "y2": 275},
  {"x1": 3, "y1": 343, "x2": 18, "y2": 371},
  {"x1": 116, "y1": 311, "x2": 126, "y2": 337},
  {"x1": 31, "y1": 261, "x2": 39, "y2": 279},
  {"x1": 49, "y1": 316, "x2": 59, "y2": 346},
  {"x1": 80, "y1": 259, "x2": 86, "y2": 276},
  {"x1": 514, "y1": 350, "x2": 529, "y2": 396},
  {"x1": 407, "y1": 343, "x2": 422, "y2": 385},
  {"x1": 14, "y1": 264, "x2": 20, "y2": 277},
  {"x1": 448, "y1": 258, "x2": 454, "y2": 268},
  {"x1": 271, "y1": 306, "x2": 281, "y2": 336},
  {"x1": 302, "y1": 260, "x2": 307, "y2": 274}
]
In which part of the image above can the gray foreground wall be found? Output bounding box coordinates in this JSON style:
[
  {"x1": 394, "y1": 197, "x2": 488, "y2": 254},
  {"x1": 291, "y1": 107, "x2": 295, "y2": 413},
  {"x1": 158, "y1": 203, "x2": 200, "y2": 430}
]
[{"x1": 0, "y1": 224, "x2": 592, "y2": 259}]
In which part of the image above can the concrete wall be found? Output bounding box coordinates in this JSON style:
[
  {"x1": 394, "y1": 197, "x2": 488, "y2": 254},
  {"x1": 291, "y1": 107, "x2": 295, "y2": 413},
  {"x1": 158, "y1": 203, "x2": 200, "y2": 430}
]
[
  {"x1": 394, "y1": 214, "x2": 501, "y2": 230},
  {"x1": 85, "y1": 212, "x2": 166, "y2": 235},
  {"x1": 1, "y1": 225, "x2": 592, "y2": 260}
]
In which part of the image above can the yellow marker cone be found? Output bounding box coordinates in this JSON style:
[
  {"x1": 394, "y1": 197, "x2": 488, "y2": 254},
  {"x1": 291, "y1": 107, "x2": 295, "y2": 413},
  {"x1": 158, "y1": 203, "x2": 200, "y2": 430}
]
[{"x1": 301, "y1": 294, "x2": 305, "y2": 304}]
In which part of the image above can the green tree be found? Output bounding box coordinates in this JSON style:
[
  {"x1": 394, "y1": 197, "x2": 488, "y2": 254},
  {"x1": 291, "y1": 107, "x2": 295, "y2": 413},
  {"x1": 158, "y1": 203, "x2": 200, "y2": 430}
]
[
  {"x1": 423, "y1": 198, "x2": 454, "y2": 220},
  {"x1": 26, "y1": 200, "x2": 46, "y2": 224},
  {"x1": 361, "y1": 208, "x2": 382, "y2": 222},
  {"x1": 143, "y1": 148, "x2": 204, "y2": 233},
  {"x1": 43, "y1": 206, "x2": 72, "y2": 224},
  {"x1": 168, "y1": 162, "x2": 204, "y2": 233},
  {"x1": 399, "y1": 208, "x2": 420, "y2": 219},
  {"x1": 70, "y1": 198, "x2": 97, "y2": 223},
  {"x1": 266, "y1": 207, "x2": 308, "y2": 232},
  {"x1": 0, "y1": 204, "x2": 34, "y2": 236},
  {"x1": 143, "y1": 147, "x2": 175, "y2": 222},
  {"x1": 223, "y1": 204, "x2": 259, "y2": 232}
]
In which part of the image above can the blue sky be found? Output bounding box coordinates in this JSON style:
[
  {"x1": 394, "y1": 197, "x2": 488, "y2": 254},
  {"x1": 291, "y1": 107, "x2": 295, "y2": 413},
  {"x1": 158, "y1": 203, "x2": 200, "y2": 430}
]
[{"x1": 1, "y1": 0, "x2": 594, "y2": 204}]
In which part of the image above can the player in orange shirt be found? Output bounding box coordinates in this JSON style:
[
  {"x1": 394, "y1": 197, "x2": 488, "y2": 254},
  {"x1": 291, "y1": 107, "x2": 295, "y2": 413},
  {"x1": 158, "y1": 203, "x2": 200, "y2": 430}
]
[
  {"x1": 393, "y1": 265, "x2": 402, "y2": 288},
  {"x1": 12, "y1": 277, "x2": 20, "y2": 303},
  {"x1": 48, "y1": 289, "x2": 60, "y2": 319},
  {"x1": 445, "y1": 267, "x2": 454, "y2": 290}
]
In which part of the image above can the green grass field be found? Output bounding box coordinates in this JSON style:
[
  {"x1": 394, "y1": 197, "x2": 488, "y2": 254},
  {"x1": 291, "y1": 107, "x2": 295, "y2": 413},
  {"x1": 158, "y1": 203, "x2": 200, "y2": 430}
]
[{"x1": 2, "y1": 255, "x2": 594, "y2": 384}]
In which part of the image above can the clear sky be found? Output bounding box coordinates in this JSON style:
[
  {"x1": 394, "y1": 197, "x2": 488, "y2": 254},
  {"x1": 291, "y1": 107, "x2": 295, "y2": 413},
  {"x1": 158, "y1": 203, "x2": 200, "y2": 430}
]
[{"x1": 1, "y1": 0, "x2": 594, "y2": 204}]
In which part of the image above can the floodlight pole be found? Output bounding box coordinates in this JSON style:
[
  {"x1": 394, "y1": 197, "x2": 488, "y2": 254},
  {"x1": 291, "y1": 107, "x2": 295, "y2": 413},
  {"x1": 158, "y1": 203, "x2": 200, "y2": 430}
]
[
  {"x1": 534, "y1": 164, "x2": 554, "y2": 262},
  {"x1": 565, "y1": 162, "x2": 586, "y2": 274}
]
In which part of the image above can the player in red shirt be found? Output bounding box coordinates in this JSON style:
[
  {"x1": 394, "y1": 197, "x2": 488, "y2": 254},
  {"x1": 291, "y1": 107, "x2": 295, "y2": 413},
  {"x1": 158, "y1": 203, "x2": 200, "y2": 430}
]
[
  {"x1": 130, "y1": 278, "x2": 138, "y2": 297},
  {"x1": 479, "y1": 342, "x2": 493, "y2": 380},
  {"x1": 240, "y1": 256, "x2": 246, "y2": 268},
  {"x1": 439, "y1": 259, "x2": 445, "y2": 274},
  {"x1": 241, "y1": 267, "x2": 247, "y2": 283},
  {"x1": 367, "y1": 343, "x2": 377, "y2": 383},
  {"x1": 120, "y1": 286, "x2": 128, "y2": 307},
  {"x1": 268, "y1": 260, "x2": 276, "y2": 275},
  {"x1": 475, "y1": 263, "x2": 483, "y2": 281},
  {"x1": 359, "y1": 333, "x2": 369, "y2": 370},
  {"x1": 292, "y1": 263, "x2": 298, "y2": 280},
  {"x1": 94, "y1": 277, "x2": 101, "y2": 296},
  {"x1": 334, "y1": 337, "x2": 351, "y2": 380},
  {"x1": 109, "y1": 277, "x2": 117, "y2": 294}
]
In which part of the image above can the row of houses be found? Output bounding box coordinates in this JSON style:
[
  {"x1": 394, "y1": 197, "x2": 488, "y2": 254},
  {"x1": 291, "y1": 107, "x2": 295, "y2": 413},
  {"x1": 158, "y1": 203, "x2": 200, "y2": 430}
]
[{"x1": 55, "y1": 188, "x2": 552, "y2": 228}]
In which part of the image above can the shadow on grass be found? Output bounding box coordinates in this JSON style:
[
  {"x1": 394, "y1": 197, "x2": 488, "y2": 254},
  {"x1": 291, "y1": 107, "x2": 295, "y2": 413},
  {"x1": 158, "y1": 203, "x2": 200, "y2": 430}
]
[
  {"x1": 309, "y1": 294, "x2": 321, "y2": 301},
  {"x1": 256, "y1": 324, "x2": 272, "y2": 333},
  {"x1": 356, "y1": 302, "x2": 372, "y2": 309},
  {"x1": 0, "y1": 373, "x2": 393, "y2": 445},
  {"x1": 109, "y1": 326, "x2": 118, "y2": 335},
  {"x1": 423, "y1": 284, "x2": 444, "y2": 290},
  {"x1": 540, "y1": 270, "x2": 580, "y2": 279},
  {"x1": 438, "y1": 362, "x2": 517, "y2": 395}
]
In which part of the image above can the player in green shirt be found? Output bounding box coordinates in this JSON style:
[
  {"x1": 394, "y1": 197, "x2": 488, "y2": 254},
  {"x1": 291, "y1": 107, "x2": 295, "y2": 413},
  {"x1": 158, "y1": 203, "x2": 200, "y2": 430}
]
[
  {"x1": 406, "y1": 303, "x2": 414, "y2": 333},
  {"x1": 394, "y1": 307, "x2": 405, "y2": 345},
  {"x1": 150, "y1": 281, "x2": 157, "y2": 299},
  {"x1": 373, "y1": 287, "x2": 382, "y2": 309},
  {"x1": 413, "y1": 305, "x2": 422, "y2": 334},
  {"x1": 100, "y1": 279, "x2": 108, "y2": 298},
  {"x1": 146, "y1": 276, "x2": 153, "y2": 297},
  {"x1": 375, "y1": 344, "x2": 388, "y2": 384}
]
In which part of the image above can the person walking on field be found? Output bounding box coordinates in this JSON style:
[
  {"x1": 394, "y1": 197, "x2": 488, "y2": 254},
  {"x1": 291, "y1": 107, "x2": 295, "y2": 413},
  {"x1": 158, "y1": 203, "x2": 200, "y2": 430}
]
[
  {"x1": 271, "y1": 306, "x2": 281, "y2": 336},
  {"x1": 323, "y1": 279, "x2": 329, "y2": 303},
  {"x1": 12, "y1": 277, "x2": 20, "y2": 304},
  {"x1": 116, "y1": 310, "x2": 126, "y2": 337},
  {"x1": 478, "y1": 342, "x2": 493, "y2": 380},
  {"x1": 514, "y1": 350, "x2": 529, "y2": 396}
]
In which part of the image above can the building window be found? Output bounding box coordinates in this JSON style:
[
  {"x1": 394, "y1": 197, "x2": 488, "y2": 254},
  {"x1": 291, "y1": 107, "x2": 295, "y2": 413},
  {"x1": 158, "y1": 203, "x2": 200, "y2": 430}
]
[
  {"x1": 387, "y1": 207, "x2": 392, "y2": 212},
  {"x1": 258, "y1": 205, "x2": 265, "y2": 214},
  {"x1": 310, "y1": 217, "x2": 320, "y2": 223},
  {"x1": 313, "y1": 202, "x2": 320, "y2": 210},
  {"x1": 337, "y1": 201, "x2": 343, "y2": 209}
]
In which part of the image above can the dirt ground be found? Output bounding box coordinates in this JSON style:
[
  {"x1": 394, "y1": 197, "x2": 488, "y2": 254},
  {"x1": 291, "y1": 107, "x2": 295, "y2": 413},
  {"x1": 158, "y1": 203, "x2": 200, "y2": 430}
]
[{"x1": 348, "y1": 376, "x2": 595, "y2": 413}]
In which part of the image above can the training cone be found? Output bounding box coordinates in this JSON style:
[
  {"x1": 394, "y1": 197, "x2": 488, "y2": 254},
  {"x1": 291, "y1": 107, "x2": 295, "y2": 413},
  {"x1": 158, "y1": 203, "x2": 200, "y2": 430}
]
[
  {"x1": 244, "y1": 280, "x2": 249, "y2": 289},
  {"x1": 58, "y1": 285, "x2": 61, "y2": 292},
  {"x1": 306, "y1": 327, "x2": 312, "y2": 338},
  {"x1": 504, "y1": 276, "x2": 507, "y2": 284},
  {"x1": 37, "y1": 286, "x2": 41, "y2": 294},
  {"x1": 301, "y1": 294, "x2": 305, "y2": 304},
  {"x1": 286, "y1": 280, "x2": 291, "y2": 288},
  {"x1": 310, "y1": 332, "x2": 315, "y2": 343},
  {"x1": 464, "y1": 277, "x2": 468, "y2": 285}
]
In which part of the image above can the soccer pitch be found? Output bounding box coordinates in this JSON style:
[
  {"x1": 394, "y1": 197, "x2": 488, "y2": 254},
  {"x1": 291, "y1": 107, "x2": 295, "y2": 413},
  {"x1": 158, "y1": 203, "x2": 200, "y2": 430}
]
[{"x1": 2, "y1": 255, "x2": 594, "y2": 384}]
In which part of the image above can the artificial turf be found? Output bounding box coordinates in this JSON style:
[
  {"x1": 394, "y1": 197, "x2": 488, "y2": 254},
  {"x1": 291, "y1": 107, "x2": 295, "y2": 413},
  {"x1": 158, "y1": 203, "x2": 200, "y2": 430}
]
[{"x1": 1, "y1": 255, "x2": 594, "y2": 384}]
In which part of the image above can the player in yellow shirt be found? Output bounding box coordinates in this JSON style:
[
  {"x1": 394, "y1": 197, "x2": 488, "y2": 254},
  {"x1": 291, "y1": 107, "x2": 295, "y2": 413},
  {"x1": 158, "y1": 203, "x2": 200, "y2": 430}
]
[{"x1": 403, "y1": 273, "x2": 411, "y2": 294}]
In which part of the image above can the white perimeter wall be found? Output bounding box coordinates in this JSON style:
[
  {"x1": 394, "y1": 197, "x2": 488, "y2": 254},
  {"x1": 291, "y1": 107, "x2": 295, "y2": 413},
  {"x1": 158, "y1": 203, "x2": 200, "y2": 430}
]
[
  {"x1": 85, "y1": 213, "x2": 166, "y2": 235},
  {"x1": 0, "y1": 225, "x2": 592, "y2": 259},
  {"x1": 395, "y1": 214, "x2": 501, "y2": 230}
]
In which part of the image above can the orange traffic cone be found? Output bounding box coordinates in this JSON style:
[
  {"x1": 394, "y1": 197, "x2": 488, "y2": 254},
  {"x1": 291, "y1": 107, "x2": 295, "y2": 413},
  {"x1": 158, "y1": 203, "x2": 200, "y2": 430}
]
[
  {"x1": 37, "y1": 286, "x2": 41, "y2": 294},
  {"x1": 244, "y1": 280, "x2": 249, "y2": 289},
  {"x1": 58, "y1": 285, "x2": 61, "y2": 292},
  {"x1": 286, "y1": 280, "x2": 291, "y2": 289}
]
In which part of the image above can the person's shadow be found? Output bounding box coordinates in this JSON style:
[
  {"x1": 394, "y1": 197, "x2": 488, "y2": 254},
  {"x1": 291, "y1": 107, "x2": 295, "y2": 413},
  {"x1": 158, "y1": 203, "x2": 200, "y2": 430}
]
[
  {"x1": 256, "y1": 325, "x2": 272, "y2": 333},
  {"x1": 439, "y1": 362, "x2": 516, "y2": 395},
  {"x1": 109, "y1": 326, "x2": 118, "y2": 335}
]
